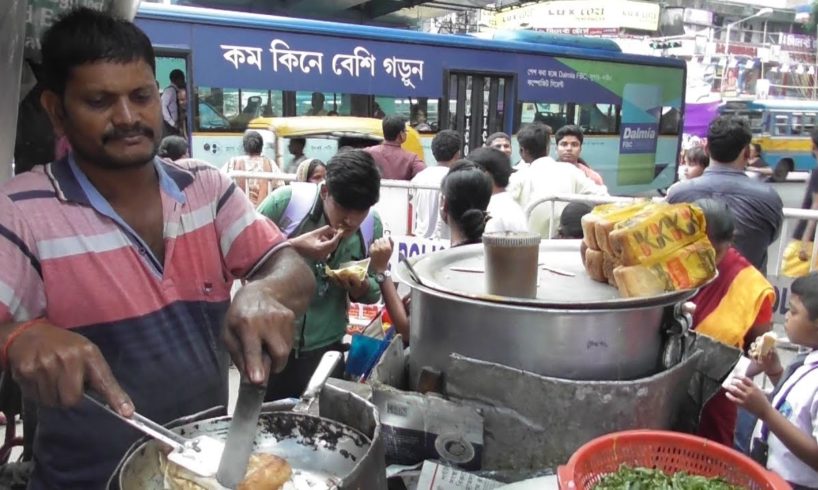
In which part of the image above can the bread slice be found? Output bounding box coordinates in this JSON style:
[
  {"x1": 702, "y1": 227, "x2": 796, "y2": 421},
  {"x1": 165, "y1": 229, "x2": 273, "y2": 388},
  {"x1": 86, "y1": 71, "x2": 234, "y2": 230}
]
[
  {"x1": 750, "y1": 332, "x2": 777, "y2": 360},
  {"x1": 584, "y1": 248, "x2": 606, "y2": 283},
  {"x1": 581, "y1": 213, "x2": 601, "y2": 250},
  {"x1": 163, "y1": 452, "x2": 292, "y2": 490}
]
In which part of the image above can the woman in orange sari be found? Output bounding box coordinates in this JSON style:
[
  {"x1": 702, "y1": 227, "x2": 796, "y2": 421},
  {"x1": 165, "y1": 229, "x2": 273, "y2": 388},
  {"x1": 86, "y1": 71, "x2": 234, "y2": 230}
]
[{"x1": 690, "y1": 198, "x2": 777, "y2": 446}]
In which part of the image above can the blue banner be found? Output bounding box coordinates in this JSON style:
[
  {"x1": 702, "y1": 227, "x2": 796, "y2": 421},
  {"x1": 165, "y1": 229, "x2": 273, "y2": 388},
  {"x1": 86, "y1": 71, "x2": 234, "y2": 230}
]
[{"x1": 137, "y1": 18, "x2": 625, "y2": 104}]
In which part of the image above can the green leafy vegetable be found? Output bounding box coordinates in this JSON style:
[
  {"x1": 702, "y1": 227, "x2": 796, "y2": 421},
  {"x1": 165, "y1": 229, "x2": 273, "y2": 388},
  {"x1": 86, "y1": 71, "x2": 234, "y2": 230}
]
[{"x1": 594, "y1": 465, "x2": 744, "y2": 490}]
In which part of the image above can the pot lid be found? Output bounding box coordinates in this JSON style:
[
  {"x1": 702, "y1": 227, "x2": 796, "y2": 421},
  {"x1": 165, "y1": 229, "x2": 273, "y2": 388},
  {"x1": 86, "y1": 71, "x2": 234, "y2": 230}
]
[{"x1": 396, "y1": 240, "x2": 703, "y2": 310}]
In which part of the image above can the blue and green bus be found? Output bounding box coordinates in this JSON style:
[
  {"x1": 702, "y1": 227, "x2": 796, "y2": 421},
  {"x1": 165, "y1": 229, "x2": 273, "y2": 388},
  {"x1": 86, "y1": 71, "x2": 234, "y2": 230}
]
[
  {"x1": 136, "y1": 3, "x2": 686, "y2": 194},
  {"x1": 719, "y1": 99, "x2": 818, "y2": 171}
]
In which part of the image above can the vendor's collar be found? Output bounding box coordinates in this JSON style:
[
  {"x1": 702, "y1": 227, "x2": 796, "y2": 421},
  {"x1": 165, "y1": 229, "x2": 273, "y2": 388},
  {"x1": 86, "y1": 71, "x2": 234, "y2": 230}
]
[{"x1": 47, "y1": 153, "x2": 191, "y2": 205}]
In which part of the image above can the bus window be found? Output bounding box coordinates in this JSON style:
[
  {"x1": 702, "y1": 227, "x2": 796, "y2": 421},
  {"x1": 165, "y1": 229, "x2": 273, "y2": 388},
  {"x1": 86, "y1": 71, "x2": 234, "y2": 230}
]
[
  {"x1": 375, "y1": 96, "x2": 439, "y2": 133},
  {"x1": 773, "y1": 113, "x2": 790, "y2": 136},
  {"x1": 659, "y1": 107, "x2": 681, "y2": 135},
  {"x1": 791, "y1": 113, "x2": 816, "y2": 135},
  {"x1": 804, "y1": 113, "x2": 817, "y2": 133},
  {"x1": 574, "y1": 103, "x2": 619, "y2": 134},
  {"x1": 298, "y1": 91, "x2": 338, "y2": 116},
  {"x1": 194, "y1": 86, "x2": 283, "y2": 132},
  {"x1": 519, "y1": 102, "x2": 570, "y2": 130}
]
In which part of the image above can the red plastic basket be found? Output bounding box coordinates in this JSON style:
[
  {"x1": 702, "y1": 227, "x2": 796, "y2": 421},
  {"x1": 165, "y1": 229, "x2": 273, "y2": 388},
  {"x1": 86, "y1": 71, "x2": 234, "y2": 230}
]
[{"x1": 558, "y1": 430, "x2": 791, "y2": 490}]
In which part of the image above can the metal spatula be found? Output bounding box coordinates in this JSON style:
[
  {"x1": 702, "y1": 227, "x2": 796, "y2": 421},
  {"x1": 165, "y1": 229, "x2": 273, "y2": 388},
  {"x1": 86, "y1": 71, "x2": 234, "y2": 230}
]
[{"x1": 85, "y1": 393, "x2": 225, "y2": 478}]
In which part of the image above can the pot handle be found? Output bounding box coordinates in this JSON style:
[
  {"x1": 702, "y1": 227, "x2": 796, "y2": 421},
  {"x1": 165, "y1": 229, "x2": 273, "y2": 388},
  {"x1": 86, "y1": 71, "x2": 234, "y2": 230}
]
[
  {"x1": 261, "y1": 398, "x2": 298, "y2": 413},
  {"x1": 165, "y1": 404, "x2": 227, "y2": 430},
  {"x1": 294, "y1": 351, "x2": 342, "y2": 413}
]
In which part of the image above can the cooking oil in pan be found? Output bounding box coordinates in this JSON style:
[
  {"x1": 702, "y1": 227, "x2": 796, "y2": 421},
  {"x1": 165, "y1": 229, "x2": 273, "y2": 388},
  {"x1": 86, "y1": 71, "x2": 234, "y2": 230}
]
[{"x1": 282, "y1": 469, "x2": 340, "y2": 489}]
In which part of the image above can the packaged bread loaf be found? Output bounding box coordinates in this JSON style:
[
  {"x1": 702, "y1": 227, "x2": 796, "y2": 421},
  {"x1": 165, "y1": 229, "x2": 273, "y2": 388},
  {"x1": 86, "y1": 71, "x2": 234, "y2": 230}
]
[
  {"x1": 592, "y1": 201, "x2": 655, "y2": 255},
  {"x1": 613, "y1": 238, "x2": 716, "y2": 298},
  {"x1": 608, "y1": 203, "x2": 707, "y2": 266},
  {"x1": 580, "y1": 201, "x2": 651, "y2": 282},
  {"x1": 580, "y1": 201, "x2": 650, "y2": 250}
]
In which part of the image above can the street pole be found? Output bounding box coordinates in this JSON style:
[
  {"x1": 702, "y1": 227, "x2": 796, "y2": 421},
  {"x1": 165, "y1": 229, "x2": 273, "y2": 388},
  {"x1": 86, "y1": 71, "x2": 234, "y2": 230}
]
[
  {"x1": 720, "y1": 24, "x2": 733, "y2": 96},
  {"x1": 718, "y1": 8, "x2": 774, "y2": 98}
]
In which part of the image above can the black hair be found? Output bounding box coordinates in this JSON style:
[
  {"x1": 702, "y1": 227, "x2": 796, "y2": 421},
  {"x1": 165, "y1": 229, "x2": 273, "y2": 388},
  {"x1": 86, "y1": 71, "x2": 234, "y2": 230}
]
[
  {"x1": 517, "y1": 123, "x2": 552, "y2": 159},
  {"x1": 467, "y1": 147, "x2": 513, "y2": 188},
  {"x1": 169, "y1": 69, "x2": 185, "y2": 85},
  {"x1": 289, "y1": 137, "x2": 306, "y2": 147},
  {"x1": 382, "y1": 115, "x2": 407, "y2": 141},
  {"x1": 307, "y1": 159, "x2": 326, "y2": 180},
  {"x1": 811, "y1": 128, "x2": 818, "y2": 148},
  {"x1": 555, "y1": 125, "x2": 584, "y2": 145},
  {"x1": 485, "y1": 132, "x2": 511, "y2": 146},
  {"x1": 325, "y1": 150, "x2": 381, "y2": 211},
  {"x1": 242, "y1": 131, "x2": 264, "y2": 155},
  {"x1": 558, "y1": 202, "x2": 593, "y2": 239},
  {"x1": 694, "y1": 198, "x2": 734, "y2": 246},
  {"x1": 706, "y1": 116, "x2": 752, "y2": 163},
  {"x1": 686, "y1": 146, "x2": 710, "y2": 168},
  {"x1": 792, "y1": 272, "x2": 818, "y2": 321},
  {"x1": 441, "y1": 160, "x2": 493, "y2": 244},
  {"x1": 431, "y1": 130, "x2": 463, "y2": 162},
  {"x1": 40, "y1": 8, "x2": 156, "y2": 96},
  {"x1": 750, "y1": 142, "x2": 762, "y2": 155},
  {"x1": 770, "y1": 157, "x2": 795, "y2": 183},
  {"x1": 158, "y1": 135, "x2": 188, "y2": 161}
]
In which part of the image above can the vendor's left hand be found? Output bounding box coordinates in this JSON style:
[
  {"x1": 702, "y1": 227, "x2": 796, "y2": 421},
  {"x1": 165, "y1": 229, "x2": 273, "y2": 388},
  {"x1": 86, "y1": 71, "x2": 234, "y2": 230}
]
[
  {"x1": 223, "y1": 281, "x2": 296, "y2": 385},
  {"x1": 725, "y1": 376, "x2": 773, "y2": 420}
]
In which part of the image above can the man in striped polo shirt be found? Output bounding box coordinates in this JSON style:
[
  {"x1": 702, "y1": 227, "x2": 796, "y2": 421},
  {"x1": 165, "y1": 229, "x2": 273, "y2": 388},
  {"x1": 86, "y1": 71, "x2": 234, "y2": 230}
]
[{"x1": 0, "y1": 9, "x2": 315, "y2": 489}]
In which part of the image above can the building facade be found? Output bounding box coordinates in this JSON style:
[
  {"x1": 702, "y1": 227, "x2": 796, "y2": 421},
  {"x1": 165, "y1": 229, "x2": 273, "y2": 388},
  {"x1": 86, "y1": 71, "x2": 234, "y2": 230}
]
[{"x1": 466, "y1": 0, "x2": 817, "y2": 101}]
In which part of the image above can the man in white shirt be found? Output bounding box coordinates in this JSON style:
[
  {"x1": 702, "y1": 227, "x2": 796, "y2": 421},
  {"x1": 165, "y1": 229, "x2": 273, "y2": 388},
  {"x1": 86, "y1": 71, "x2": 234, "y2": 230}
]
[
  {"x1": 161, "y1": 69, "x2": 185, "y2": 137},
  {"x1": 467, "y1": 147, "x2": 528, "y2": 234},
  {"x1": 411, "y1": 130, "x2": 462, "y2": 238},
  {"x1": 508, "y1": 123, "x2": 607, "y2": 238}
]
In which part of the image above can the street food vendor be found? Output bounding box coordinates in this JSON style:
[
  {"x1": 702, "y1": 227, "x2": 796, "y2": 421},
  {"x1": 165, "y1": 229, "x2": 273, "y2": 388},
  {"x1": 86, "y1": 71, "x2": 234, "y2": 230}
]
[{"x1": 0, "y1": 9, "x2": 315, "y2": 489}]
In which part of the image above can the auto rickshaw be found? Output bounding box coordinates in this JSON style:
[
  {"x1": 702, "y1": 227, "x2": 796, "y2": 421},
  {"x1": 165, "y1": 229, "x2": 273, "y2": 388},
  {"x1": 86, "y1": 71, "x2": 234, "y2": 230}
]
[{"x1": 246, "y1": 116, "x2": 424, "y2": 171}]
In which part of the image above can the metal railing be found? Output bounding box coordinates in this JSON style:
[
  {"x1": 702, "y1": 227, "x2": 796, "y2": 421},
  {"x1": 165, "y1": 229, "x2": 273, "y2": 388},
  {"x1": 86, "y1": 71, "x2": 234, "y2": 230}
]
[{"x1": 227, "y1": 170, "x2": 818, "y2": 277}]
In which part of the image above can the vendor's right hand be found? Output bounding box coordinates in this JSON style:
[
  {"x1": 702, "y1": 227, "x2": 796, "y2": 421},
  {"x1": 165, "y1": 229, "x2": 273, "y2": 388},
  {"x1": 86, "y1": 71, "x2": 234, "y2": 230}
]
[
  {"x1": 289, "y1": 225, "x2": 342, "y2": 262},
  {"x1": 6, "y1": 321, "x2": 133, "y2": 417}
]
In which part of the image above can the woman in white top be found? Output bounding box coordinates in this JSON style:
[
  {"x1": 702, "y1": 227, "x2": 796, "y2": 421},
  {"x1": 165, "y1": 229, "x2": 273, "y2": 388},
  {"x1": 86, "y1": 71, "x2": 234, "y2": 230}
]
[{"x1": 466, "y1": 147, "x2": 529, "y2": 234}]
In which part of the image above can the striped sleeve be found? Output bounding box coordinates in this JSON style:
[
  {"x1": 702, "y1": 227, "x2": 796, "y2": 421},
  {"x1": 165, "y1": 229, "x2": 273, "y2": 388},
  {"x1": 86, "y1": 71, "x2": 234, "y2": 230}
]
[
  {"x1": 211, "y1": 169, "x2": 287, "y2": 279},
  {"x1": 0, "y1": 194, "x2": 46, "y2": 322}
]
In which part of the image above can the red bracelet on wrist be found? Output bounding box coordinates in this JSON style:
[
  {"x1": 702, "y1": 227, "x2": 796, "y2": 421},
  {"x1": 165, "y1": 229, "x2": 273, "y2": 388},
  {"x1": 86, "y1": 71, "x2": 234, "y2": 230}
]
[{"x1": 1, "y1": 318, "x2": 45, "y2": 370}]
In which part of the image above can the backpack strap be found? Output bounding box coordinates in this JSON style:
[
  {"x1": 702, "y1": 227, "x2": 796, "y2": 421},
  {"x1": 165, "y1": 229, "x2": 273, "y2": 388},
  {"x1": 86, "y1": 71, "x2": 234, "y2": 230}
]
[
  {"x1": 358, "y1": 211, "x2": 376, "y2": 257},
  {"x1": 280, "y1": 182, "x2": 320, "y2": 238},
  {"x1": 281, "y1": 182, "x2": 377, "y2": 257}
]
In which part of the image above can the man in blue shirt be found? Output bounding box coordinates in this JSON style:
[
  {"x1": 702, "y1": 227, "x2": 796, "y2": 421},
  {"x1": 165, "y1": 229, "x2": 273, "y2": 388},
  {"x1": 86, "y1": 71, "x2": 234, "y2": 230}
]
[{"x1": 667, "y1": 116, "x2": 783, "y2": 274}]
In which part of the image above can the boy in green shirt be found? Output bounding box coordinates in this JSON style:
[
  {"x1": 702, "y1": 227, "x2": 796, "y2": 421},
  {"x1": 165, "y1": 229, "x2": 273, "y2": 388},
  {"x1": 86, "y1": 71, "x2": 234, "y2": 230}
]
[{"x1": 257, "y1": 149, "x2": 383, "y2": 399}]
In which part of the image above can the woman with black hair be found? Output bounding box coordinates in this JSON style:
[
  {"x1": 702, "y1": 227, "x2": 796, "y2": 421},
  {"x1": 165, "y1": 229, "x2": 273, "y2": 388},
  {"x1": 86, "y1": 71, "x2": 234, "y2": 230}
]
[
  {"x1": 368, "y1": 161, "x2": 493, "y2": 344},
  {"x1": 440, "y1": 160, "x2": 494, "y2": 247}
]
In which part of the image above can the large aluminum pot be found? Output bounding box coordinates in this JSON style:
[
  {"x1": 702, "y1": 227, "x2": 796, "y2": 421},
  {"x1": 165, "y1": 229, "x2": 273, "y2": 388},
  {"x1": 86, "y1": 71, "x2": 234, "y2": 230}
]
[{"x1": 398, "y1": 240, "x2": 698, "y2": 385}]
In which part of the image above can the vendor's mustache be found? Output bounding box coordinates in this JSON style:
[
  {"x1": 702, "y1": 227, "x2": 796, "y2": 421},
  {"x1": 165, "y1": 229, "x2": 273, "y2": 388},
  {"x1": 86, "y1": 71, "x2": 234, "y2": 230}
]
[{"x1": 102, "y1": 125, "x2": 154, "y2": 144}]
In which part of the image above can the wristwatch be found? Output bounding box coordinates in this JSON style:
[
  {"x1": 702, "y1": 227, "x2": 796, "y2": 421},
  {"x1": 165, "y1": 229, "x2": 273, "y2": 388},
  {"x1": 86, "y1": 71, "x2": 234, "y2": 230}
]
[{"x1": 375, "y1": 270, "x2": 391, "y2": 284}]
